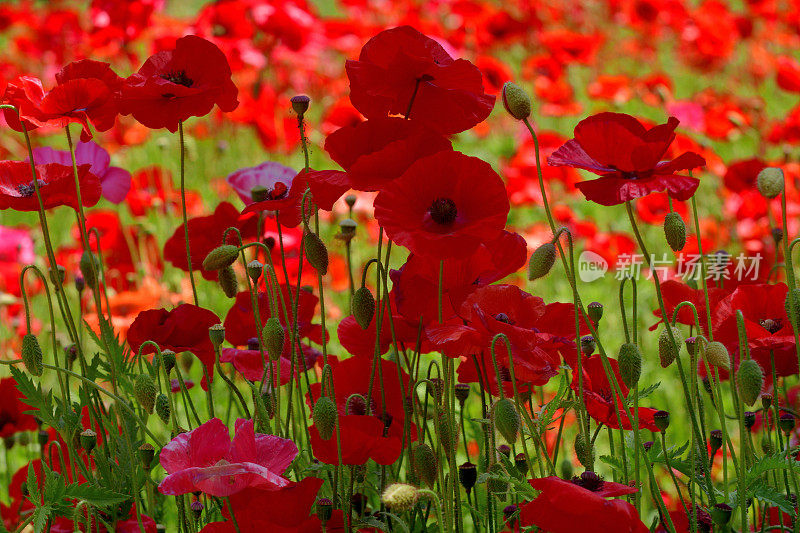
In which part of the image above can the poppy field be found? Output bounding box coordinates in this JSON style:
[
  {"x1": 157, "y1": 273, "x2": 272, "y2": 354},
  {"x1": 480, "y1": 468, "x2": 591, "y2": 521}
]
[{"x1": 3, "y1": 0, "x2": 800, "y2": 532}]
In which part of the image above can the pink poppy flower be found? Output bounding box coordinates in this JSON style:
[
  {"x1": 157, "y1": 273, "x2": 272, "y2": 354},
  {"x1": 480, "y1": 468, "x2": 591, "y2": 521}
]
[
  {"x1": 32, "y1": 141, "x2": 131, "y2": 203},
  {"x1": 158, "y1": 418, "x2": 298, "y2": 497},
  {"x1": 226, "y1": 160, "x2": 297, "y2": 205}
]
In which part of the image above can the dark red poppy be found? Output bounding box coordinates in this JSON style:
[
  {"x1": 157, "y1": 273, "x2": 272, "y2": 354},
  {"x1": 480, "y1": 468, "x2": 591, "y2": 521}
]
[
  {"x1": 373, "y1": 151, "x2": 509, "y2": 259},
  {"x1": 713, "y1": 283, "x2": 797, "y2": 378},
  {"x1": 0, "y1": 377, "x2": 39, "y2": 438},
  {"x1": 240, "y1": 169, "x2": 349, "y2": 228},
  {"x1": 337, "y1": 308, "x2": 424, "y2": 359},
  {"x1": 548, "y1": 113, "x2": 706, "y2": 206},
  {"x1": 309, "y1": 414, "x2": 406, "y2": 466},
  {"x1": 120, "y1": 35, "x2": 238, "y2": 132},
  {"x1": 127, "y1": 304, "x2": 220, "y2": 383},
  {"x1": 222, "y1": 286, "x2": 325, "y2": 348},
  {"x1": 573, "y1": 355, "x2": 660, "y2": 431},
  {"x1": 346, "y1": 25, "x2": 495, "y2": 135},
  {"x1": 163, "y1": 201, "x2": 256, "y2": 281},
  {"x1": 0, "y1": 161, "x2": 101, "y2": 212},
  {"x1": 519, "y1": 475, "x2": 647, "y2": 533},
  {"x1": 220, "y1": 344, "x2": 322, "y2": 385},
  {"x1": 722, "y1": 158, "x2": 766, "y2": 192},
  {"x1": 324, "y1": 117, "x2": 452, "y2": 192},
  {"x1": 777, "y1": 56, "x2": 800, "y2": 93}
]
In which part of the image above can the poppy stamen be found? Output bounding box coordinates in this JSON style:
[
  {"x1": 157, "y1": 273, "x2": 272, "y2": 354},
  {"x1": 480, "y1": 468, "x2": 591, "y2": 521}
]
[
  {"x1": 429, "y1": 197, "x2": 458, "y2": 225},
  {"x1": 161, "y1": 70, "x2": 194, "y2": 88}
]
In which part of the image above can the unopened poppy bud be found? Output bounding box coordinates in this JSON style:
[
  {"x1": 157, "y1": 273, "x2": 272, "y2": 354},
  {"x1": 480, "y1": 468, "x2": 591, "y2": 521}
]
[
  {"x1": 79, "y1": 251, "x2": 99, "y2": 288},
  {"x1": 49, "y1": 265, "x2": 66, "y2": 287},
  {"x1": 560, "y1": 459, "x2": 574, "y2": 480},
  {"x1": 382, "y1": 483, "x2": 419, "y2": 512},
  {"x1": 780, "y1": 413, "x2": 796, "y2": 434},
  {"x1": 663, "y1": 212, "x2": 687, "y2": 252},
  {"x1": 203, "y1": 245, "x2": 239, "y2": 271},
  {"x1": 134, "y1": 373, "x2": 157, "y2": 414},
  {"x1": 709, "y1": 429, "x2": 723, "y2": 455},
  {"x1": 218, "y1": 265, "x2": 238, "y2": 297},
  {"x1": 528, "y1": 242, "x2": 556, "y2": 281},
  {"x1": 653, "y1": 410, "x2": 670, "y2": 432},
  {"x1": 711, "y1": 503, "x2": 732, "y2": 526},
  {"x1": 762, "y1": 393, "x2": 773, "y2": 411},
  {"x1": 291, "y1": 94, "x2": 310, "y2": 116},
  {"x1": 139, "y1": 443, "x2": 155, "y2": 469},
  {"x1": 757, "y1": 167, "x2": 784, "y2": 199},
  {"x1": 208, "y1": 324, "x2": 225, "y2": 348},
  {"x1": 487, "y1": 463, "x2": 509, "y2": 495},
  {"x1": 785, "y1": 288, "x2": 800, "y2": 327},
  {"x1": 761, "y1": 434, "x2": 774, "y2": 455},
  {"x1": 618, "y1": 342, "x2": 642, "y2": 388},
  {"x1": 459, "y1": 462, "x2": 478, "y2": 494},
  {"x1": 772, "y1": 227, "x2": 784, "y2": 245},
  {"x1": 492, "y1": 398, "x2": 520, "y2": 444},
  {"x1": 190, "y1": 500, "x2": 203, "y2": 521},
  {"x1": 345, "y1": 194, "x2": 357, "y2": 208},
  {"x1": 574, "y1": 433, "x2": 594, "y2": 470},
  {"x1": 316, "y1": 497, "x2": 333, "y2": 524},
  {"x1": 737, "y1": 359, "x2": 764, "y2": 406},
  {"x1": 658, "y1": 325, "x2": 683, "y2": 368},
  {"x1": 514, "y1": 453, "x2": 529, "y2": 475},
  {"x1": 437, "y1": 412, "x2": 458, "y2": 452},
  {"x1": 587, "y1": 301, "x2": 603, "y2": 324},
  {"x1": 580, "y1": 335, "x2": 596, "y2": 356},
  {"x1": 703, "y1": 341, "x2": 730, "y2": 371},
  {"x1": 501, "y1": 81, "x2": 531, "y2": 120},
  {"x1": 156, "y1": 393, "x2": 171, "y2": 424},
  {"x1": 21, "y1": 334, "x2": 44, "y2": 376},
  {"x1": 744, "y1": 411, "x2": 756, "y2": 430},
  {"x1": 313, "y1": 396, "x2": 337, "y2": 441},
  {"x1": 161, "y1": 350, "x2": 176, "y2": 375},
  {"x1": 427, "y1": 378, "x2": 444, "y2": 404},
  {"x1": 454, "y1": 383, "x2": 470, "y2": 406},
  {"x1": 304, "y1": 231, "x2": 329, "y2": 275},
  {"x1": 246, "y1": 260, "x2": 263, "y2": 281},
  {"x1": 351, "y1": 286, "x2": 375, "y2": 329},
  {"x1": 412, "y1": 443, "x2": 437, "y2": 487},
  {"x1": 497, "y1": 444, "x2": 511, "y2": 457},
  {"x1": 261, "y1": 318, "x2": 285, "y2": 361},
  {"x1": 80, "y1": 429, "x2": 97, "y2": 453}
]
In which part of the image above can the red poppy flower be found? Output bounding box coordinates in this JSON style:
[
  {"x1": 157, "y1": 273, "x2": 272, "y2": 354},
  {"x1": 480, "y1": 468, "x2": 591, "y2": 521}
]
[
  {"x1": 346, "y1": 26, "x2": 495, "y2": 135},
  {"x1": 722, "y1": 158, "x2": 766, "y2": 192},
  {"x1": 548, "y1": 113, "x2": 706, "y2": 206},
  {"x1": 650, "y1": 279, "x2": 732, "y2": 333},
  {"x1": 220, "y1": 343, "x2": 322, "y2": 385},
  {"x1": 519, "y1": 475, "x2": 647, "y2": 533},
  {"x1": 0, "y1": 377, "x2": 39, "y2": 438},
  {"x1": 573, "y1": 355, "x2": 660, "y2": 431},
  {"x1": 163, "y1": 201, "x2": 256, "y2": 281},
  {"x1": 310, "y1": 414, "x2": 406, "y2": 466},
  {"x1": 337, "y1": 308, "x2": 424, "y2": 359},
  {"x1": 120, "y1": 35, "x2": 238, "y2": 132},
  {"x1": 324, "y1": 117, "x2": 452, "y2": 192},
  {"x1": 0, "y1": 161, "x2": 101, "y2": 211},
  {"x1": 240, "y1": 168, "x2": 349, "y2": 227},
  {"x1": 127, "y1": 303, "x2": 220, "y2": 383},
  {"x1": 200, "y1": 477, "x2": 324, "y2": 532},
  {"x1": 222, "y1": 286, "x2": 325, "y2": 348},
  {"x1": 713, "y1": 283, "x2": 797, "y2": 378},
  {"x1": 159, "y1": 418, "x2": 298, "y2": 497},
  {"x1": 373, "y1": 151, "x2": 509, "y2": 259}
]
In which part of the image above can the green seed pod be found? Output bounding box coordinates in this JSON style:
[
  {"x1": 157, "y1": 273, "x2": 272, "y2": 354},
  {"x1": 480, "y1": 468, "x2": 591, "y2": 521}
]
[
  {"x1": 79, "y1": 429, "x2": 97, "y2": 453},
  {"x1": 382, "y1": 483, "x2": 420, "y2": 512},
  {"x1": 21, "y1": 334, "x2": 44, "y2": 376},
  {"x1": 501, "y1": 81, "x2": 532, "y2": 120},
  {"x1": 412, "y1": 443, "x2": 437, "y2": 487},
  {"x1": 139, "y1": 443, "x2": 155, "y2": 470},
  {"x1": 492, "y1": 398, "x2": 520, "y2": 444},
  {"x1": 313, "y1": 396, "x2": 338, "y2": 441},
  {"x1": 208, "y1": 324, "x2": 226, "y2": 349},
  {"x1": 658, "y1": 325, "x2": 683, "y2": 368},
  {"x1": 79, "y1": 251, "x2": 99, "y2": 288},
  {"x1": 617, "y1": 343, "x2": 642, "y2": 388},
  {"x1": 246, "y1": 260, "x2": 263, "y2": 281},
  {"x1": 663, "y1": 212, "x2": 687, "y2": 252},
  {"x1": 155, "y1": 393, "x2": 171, "y2": 424},
  {"x1": 134, "y1": 373, "x2": 158, "y2": 414},
  {"x1": 261, "y1": 318, "x2": 285, "y2": 361},
  {"x1": 304, "y1": 231, "x2": 329, "y2": 275},
  {"x1": 587, "y1": 302, "x2": 603, "y2": 325},
  {"x1": 757, "y1": 167, "x2": 784, "y2": 199},
  {"x1": 527, "y1": 242, "x2": 556, "y2": 281},
  {"x1": 703, "y1": 341, "x2": 730, "y2": 371},
  {"x1": 574, "y1": 433, "x2": 594, "y2": 470},
  {"x1": 161, "y1": 350, "x2": 176, "y2": 375},
  {"x1": 351, "y1": 286, "x2": 375, "y2": 329},
  {"x1": 737, "y1": 359, "x2": 764, "y2": 407},
  {"x1": 218, "y1": 265, "x2": 239, "y2": 297},
  {"x1": 202, "y1": 245, "x2": 239, "y2": 271}
]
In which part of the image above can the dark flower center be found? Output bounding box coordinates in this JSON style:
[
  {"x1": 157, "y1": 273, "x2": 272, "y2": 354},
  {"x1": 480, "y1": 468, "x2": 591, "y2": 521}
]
[
  {"x1": 429, "y1": 197, "x2": 458, "y2": 225},
  {"x1": 16, "y1": 182, "x2": 39, "y2": 197},
  {"x1": 760, "y1": 318, "x2": 782, "y2": 334},
  {"x1": 161, "y1": 70, "x2": 194, "y2": 88},
  {"x1": 268, "y1": 182, "x2": 288, "y2": 200},
  {"x1": 571, "y1": 471, "x2": 605, "y2": 492},
  {"x1": 493, "y1": 313, "x2": 514, "y2": 325},
  {"x1": 498, "y1": 366, "x2": 511, "y2": 383}
]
